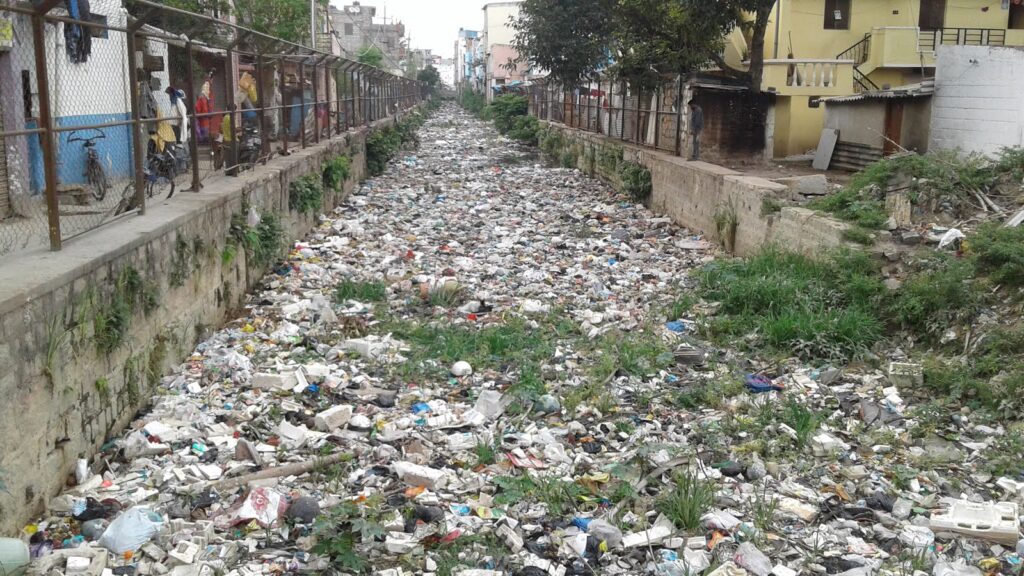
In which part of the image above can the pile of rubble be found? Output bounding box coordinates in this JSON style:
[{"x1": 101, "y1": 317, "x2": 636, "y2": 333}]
[{"x1": 6, "y1": 104, "x2": 1024, "y2": 576}]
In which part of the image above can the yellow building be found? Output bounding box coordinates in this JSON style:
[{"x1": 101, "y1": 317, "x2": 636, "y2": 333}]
[{"x1": 730, "y1": 1, "x2": 1024, "y2": 158}]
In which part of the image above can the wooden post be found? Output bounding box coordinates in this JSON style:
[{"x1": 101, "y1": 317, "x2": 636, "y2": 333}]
[
  {"x1": 32, "y1": 12, "x2": 62, "y2": 248},
  {"x1": 186, "y1": 41, "x2": 202, "y2": 191}
]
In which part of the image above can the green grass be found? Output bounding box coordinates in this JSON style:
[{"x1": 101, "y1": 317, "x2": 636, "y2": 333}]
[
  {"x1": 588, "y1": 328, "x2": 674, "y2": 382},
  {"x1": 699, "y1": 248, "x2": 887, "y2": 361},
  {"x1": 474, "y1": 441, "x2": 496, "y2": 466},
  {"x1": 493, "y1": 474, "x2": 584, "y2": 516},
  {"x1": 842, "y1": 226, "x2": 876, "y2": 246},
  {"x1": 779, "y1": 399, "x2": 820, "y2": 447},
  {"x1": 323, "y1": 155, "x2": 352, "y2": 191},
  {"x1": 971, "y1": 223, "x2": 1024, "y2": 287},
  {"x1": 888, "y1": 255, "x2": 980, "y2": 338},
  {"x1": 335, "y1": 279, "x2": 388, "y2": 302},
  {"x1": 656, "y1": 470, "x2": 715, "y2": 531}
]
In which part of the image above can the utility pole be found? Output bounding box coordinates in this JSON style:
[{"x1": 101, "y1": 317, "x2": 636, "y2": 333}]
[{"x1": 311, "y1": 0, "x2": 316, "y2": 49}]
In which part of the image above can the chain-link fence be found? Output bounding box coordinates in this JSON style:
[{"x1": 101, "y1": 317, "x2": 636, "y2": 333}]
[
  {"x1": 527, "y1": 75, "x2": 686, "y2": 156},
  {"x1": 0, "y1": 0, "x2": 424, "y2": 259}
]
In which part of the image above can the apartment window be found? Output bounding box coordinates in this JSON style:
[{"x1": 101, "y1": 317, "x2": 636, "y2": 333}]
[
  {"x1": 824, "y1": 0, "x2": 851, "y2": 30},
  {"x1": 344, "y1": 23, "x2": 353, "y2": 35}
]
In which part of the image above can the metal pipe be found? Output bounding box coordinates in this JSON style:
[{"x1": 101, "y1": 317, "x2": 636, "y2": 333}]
[
  {"x1": 255, "y1": 53, "x2": 269, "y2": 162},
  {"x1": 279, "y1": 57, "x2": 289, "y2": 157}
]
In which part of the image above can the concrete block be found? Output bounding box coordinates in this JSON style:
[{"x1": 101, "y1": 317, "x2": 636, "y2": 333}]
[
  {"x1": 314, "y1": 404, "x2": 354, "y2": 431},
  {"x1": 774, "y1": 174, "x2": 829, "y2": 198}
]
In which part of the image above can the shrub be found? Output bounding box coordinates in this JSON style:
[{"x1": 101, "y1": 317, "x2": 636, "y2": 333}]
[
  {"x1": 889, "y1": 255, "x2": 980, "y2": 337},
  {"x1": 487, "y1": 95, "x2": 529, "y2": 134},
  {"x1": 508, "y1": 115, "x2": 540, "y2": 144},
  {"x1": 619, "y1": 161, "x2": 652, "y2": 202},
  {"x1": 289, "y1": 175, "x2": 324, "y2": 216},
  {"x1": 366, "y1": 126, "x2": 401, "y2": 176},
  {"x1": 656, "y1": 471, "x2": 715, "y2": 531},
  {"x1": 459, "y1": 91, "x2": 487, "y2": 116},
  {"x1": 322, "y1": 156, "x2": 352, "y2": 191},
  {"x1": 971, "y1": 223, "x2": 1024, "y2": 287}
]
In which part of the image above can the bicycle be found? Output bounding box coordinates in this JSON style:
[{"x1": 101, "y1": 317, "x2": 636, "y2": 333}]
[
  {"x1": 67, "y1": 130, "x2": 109, "y2": 202},
  {"x1": 114, "y1": 141, "x2": 189, "y2": 216}
]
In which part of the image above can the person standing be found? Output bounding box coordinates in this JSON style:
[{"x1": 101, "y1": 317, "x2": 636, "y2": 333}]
[{"x1": 688, "y1": 100, "x2": 703, "y2": 161}]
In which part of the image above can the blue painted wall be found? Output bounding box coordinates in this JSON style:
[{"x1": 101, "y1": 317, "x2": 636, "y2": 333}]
[{"x1": 26, "y1": 113, "x2": 133, "y2": 194}]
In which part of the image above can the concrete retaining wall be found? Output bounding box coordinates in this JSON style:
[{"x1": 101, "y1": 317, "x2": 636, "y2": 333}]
[
  {"x1": 544, "y1": 122, "x2": 851, "y2": 256},
  {"x1": 0, "y1": 114, "x2": 409, "y2": 536}
]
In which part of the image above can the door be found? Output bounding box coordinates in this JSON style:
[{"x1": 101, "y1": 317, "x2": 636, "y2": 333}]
[
  {"x1": 919, "y1": 0, "x2": 946, "y2": 30},
  {"x1": 883, "y1": 100, "x2": 904, "y2": 156}
]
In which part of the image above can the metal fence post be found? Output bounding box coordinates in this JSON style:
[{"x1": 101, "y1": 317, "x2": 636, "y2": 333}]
[
  {"x1": 254, "y1": 53, "x2": 268, "y2": 161},
  {"x1": 126, "y1": 27, "x2": 147, "y2": 213},
  {"x1": 186, "y1": 41, "x2": 202, "y2": 191},
  {"x1": 279, "y1": 57, "x2": 289, "y2": 157},
  {"x1": 675, "y1": 75, "x2": 683, "y2": 157},
  {"x1": 312, "y1": 59, "x2": 320, "y2": 144},
  {"x1": 225, "y1": 46, "x2": 239, "y2": 175},
  {"x1": 299, "y1": 61, "x2": 307, "y2": 148},
  {"x1": 31, "y1": 11, "x2": 62, "y2": 248}
]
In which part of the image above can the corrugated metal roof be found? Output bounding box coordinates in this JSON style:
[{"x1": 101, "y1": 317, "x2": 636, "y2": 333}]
[{"x1": 823, "y1": 80, "x2": 934, "y2": 104}]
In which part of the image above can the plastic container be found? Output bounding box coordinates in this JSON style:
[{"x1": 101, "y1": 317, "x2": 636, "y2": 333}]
[{"x1": 0, "y1": 537, "x2": 30, "y2": 576}]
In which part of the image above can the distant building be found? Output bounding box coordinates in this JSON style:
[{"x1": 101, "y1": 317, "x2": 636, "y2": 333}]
[
  {"x1": 437, "y1": 58, "x2": 456, "y2": 88},
  {"x1": 455, "y1": 29, "x2": 482, "y2": 94},
  {"x1": 330, "y1": 1, "x2": 406, "y2": 70},
  {"x1": 481, "y1": 2, "x2": 524, "y2": 101}
]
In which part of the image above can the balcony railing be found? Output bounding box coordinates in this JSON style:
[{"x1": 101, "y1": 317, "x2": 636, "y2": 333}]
[
  {"x1": 919, "y1": 28, "x2": 1006, "y2": 52},
  {"x1": 762, "y1": 59, "x2": 855, "y2": 95}
]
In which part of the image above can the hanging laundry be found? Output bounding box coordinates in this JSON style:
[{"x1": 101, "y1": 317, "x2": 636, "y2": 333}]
[{"x1": 63, "y1": 0, "x2": 92, "y2": 64}]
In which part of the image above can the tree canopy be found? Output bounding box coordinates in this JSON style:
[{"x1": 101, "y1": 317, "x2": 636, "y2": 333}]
[
  {"x1": 131, "y1": 0, "x2": 328, "y2": 46},
  {"x1": 358, "y1": 46, "x2": 386, "y2": 68},
  {"x1": 509, "y1": 0, "x2": 777, "y2": 92},
  {"x1": 417, "y1": 65, "x2": 442, "y2": 91}
]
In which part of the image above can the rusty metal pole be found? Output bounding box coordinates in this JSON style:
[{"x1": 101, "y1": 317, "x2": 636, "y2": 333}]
[
  {"x1": 312, "y1": 60, "x2": 320, "y2": 144},
  {"x1": 31, "y1": 12, "x2": 62, "y2": 248},
  {"x1": 225, "y1": 46, "x2": 239, "y2": 175},
  {"x1": 654, "y1": 84, "x2": 661, "y2": 150},
  {"x1": 126, "y1": 29, "x2": 148, "y2": 214},
  {"x1": 675, "y1": 75, "x2": 683, "y2": 157},
  {"x1": 186, "y1": 41, "x2": 202, "y2": 192},
  {"x1": 279, "y1": 58, "x2": 289, "y2": 157},
  {"x1": 254, "y1": 53, "x2": 268, "y2": 162},
  {"x1": 299, "y1": 61, "x2": 307, "y2": 148}
]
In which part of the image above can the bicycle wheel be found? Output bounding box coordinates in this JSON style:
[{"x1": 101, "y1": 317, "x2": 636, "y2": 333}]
[{"x1": 88, "y1": 162, "x2": 109, "y2": 202}]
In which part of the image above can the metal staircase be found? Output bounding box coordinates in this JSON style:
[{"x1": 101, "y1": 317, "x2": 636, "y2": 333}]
[{"x1": 836, "y1": 34, "x2": 880, "y2": 92}]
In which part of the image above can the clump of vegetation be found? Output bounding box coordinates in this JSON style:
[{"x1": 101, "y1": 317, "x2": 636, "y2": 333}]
[
  {"x1": 922, "y1": 327, "x2": 1024, "y2": 417},
  {"x1": 487, "y1": 95, "x2": 529, "y2": 134},
  {"x1": 335, "y1": 279, "x2": 387, "y2": 302},
  {"x1": 656, "y1": 470, "x2": 715, "y2": 531},
  {"x1": 323, "y1": 155, "x2": 352, "y2": 191},
  {"x1": 94, "y1": 266, "x2": 156, "y2": 355},
  {"x1": 366, "y1": 126, "x2": 402, "y2": 176},
  {"x1": 971, "y1": 223, "x2": 1024, "y2": 287},
  {"x1": 229, "y1": 211, "x2": 286, "y2": 269},
  {"x1": 889, "y1": 255, "x2": 979, "y2": 338},
  {"x1": 842, "y1": 226, "x2": 876, "y2": 246},
  {"x1": 811, "y1": 149, "x2": 1024, "y2": 229},
  {"x1": 619, "y1": 161, "x2": 652, "y2": 202},
  {"x1": 539, "y1": 129, "x2": 565, "y2": 159},
  {"x1": 508, "y1": 115, "x2": 540, "y2": 144},
  {"x1": 289, "y1": 174, "x2": 324, "y2": 216},
  {"x1": 560, "y1": 149, "x2": 579, "y2": 169},
  {"x1": 699, "y1": 249, "x2": 887, "y2": 360},
  {"x1": 459, "y1": 91, "x2": 487, "y2": 116}
]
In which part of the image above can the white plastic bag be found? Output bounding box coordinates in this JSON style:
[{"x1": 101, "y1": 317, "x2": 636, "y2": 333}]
[{"x1": 97, "y1": 507, "x2": 164, "y2": 554}]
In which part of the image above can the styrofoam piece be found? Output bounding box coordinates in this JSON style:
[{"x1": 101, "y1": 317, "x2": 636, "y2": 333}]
[{"x1": 929, "y1": 500, "x2": 1020, "y2": 545}]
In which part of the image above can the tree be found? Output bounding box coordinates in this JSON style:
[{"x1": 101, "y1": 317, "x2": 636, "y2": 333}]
[
  {"x1": 358, "y1": 45, "x2": 385, "y2": 68},
  {"x1": 509, "y1": 0, "x2": 617, "y2": 87},
  {"x1": 417, "y1": 65, "x2": 441, "y2": 92},
  {"x1": 509, "y1": 0, "x2": 775, "y2": 92},
  {"x1": 128, "y1": 0, "x2": 325, "y2": 46}
]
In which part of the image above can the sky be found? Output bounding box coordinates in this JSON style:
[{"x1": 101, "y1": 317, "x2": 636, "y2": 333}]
[{"x1": 331, "y1": 0, "x2": 490, "y2": 59}]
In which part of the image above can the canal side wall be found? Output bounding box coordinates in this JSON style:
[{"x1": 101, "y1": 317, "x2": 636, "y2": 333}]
[
  {"x1": 541, "y1": 121, "x2": 851, "y2": 256},
  {"x1": 0, "y1": 115, "x2": 406, "y2": 536}
]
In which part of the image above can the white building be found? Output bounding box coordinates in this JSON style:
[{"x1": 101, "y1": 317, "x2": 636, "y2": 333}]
[
  {"x1": 929, "y1": 45, "x2": 1024, "y2": 156},
  {"x1": 481, "y1": 1, "x2": 522, "y2": 101},
  {"x1": 437, "y1": 58, "x2": 455, "y2": 88}
]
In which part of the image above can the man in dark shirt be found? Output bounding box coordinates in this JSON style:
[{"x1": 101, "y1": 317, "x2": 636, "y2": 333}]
[{"x1": 688, "y1": 100, "x2": 704, "y2": 161}]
